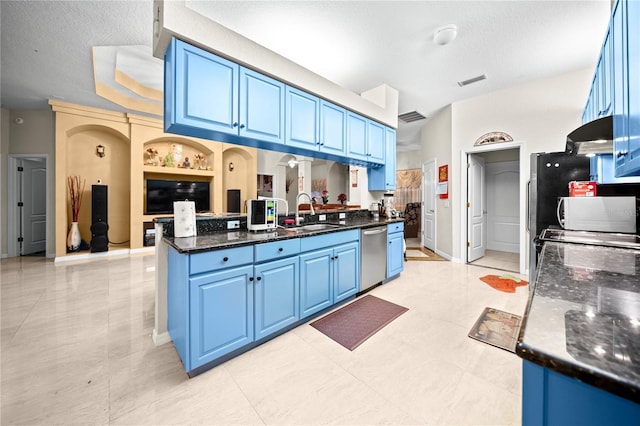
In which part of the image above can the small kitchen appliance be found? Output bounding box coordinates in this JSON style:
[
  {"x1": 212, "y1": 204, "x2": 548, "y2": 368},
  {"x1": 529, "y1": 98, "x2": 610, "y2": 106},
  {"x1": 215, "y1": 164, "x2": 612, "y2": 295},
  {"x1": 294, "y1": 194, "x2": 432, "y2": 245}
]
[
  {"x1": 557, "y1": 196, "x2": 636, "y2": 233},
  {"x1": 247, "y1": 198, "x2": 278, "y2": 231}
]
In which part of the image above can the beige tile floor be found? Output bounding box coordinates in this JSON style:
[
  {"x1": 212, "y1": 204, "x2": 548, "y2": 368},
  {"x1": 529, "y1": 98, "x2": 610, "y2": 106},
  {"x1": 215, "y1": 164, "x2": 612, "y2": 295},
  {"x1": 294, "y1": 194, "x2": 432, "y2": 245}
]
[
  {"x1": 1, "y1": 252, "x2": 529, "y2": 425},
  {"x1": 470, "y1": 250, "x2": 520, "y2": 274}
]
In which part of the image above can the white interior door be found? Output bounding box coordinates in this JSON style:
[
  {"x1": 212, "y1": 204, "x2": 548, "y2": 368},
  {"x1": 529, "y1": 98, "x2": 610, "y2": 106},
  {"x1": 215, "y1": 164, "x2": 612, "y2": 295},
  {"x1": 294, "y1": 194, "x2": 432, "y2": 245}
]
[
  {"x1": 422, "y1": 160, "x2": 436, "y2": 250},
  {"x1": 20, "y1": 158, "x2": 47, "y2": 255},
  {"x1": 467, "y1": 155, "x2": 486, "y2": 262},
  {"x1": 486, "y1": 161, "x2": 520, "y2": 253}
]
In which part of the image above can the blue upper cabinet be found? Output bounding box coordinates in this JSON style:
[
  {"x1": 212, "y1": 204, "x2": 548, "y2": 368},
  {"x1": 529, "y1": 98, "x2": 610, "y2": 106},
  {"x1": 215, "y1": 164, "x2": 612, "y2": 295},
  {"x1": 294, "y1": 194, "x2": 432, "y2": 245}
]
[
  {"x1": 620, "y1": 0, "x2": 640, "y2": 176},
  {"x1": 285, "y1": 86, "x2": 320, "y2": 150},
  {"x1": 165, "y1": 37, "x2": 395, "y2": 169},
  {"x1": 367, "y1": 120, "x2": 386, "y2": 164},
  {"x1": 347, "y1": 113, "x2": 385, "y2": 165},
  {"x1": 346, "y1": 112, "x2": 368, "y2": 162},
  {"x1": 165, "y1": 38, "x2": 239, "y2": 138},
  {"x1": 367, "y1": 128, "x2": 396, "y2": 191},
  {"x1": 285, "y1": 91, "x2": 347, "y2": 156},
  {"x1": 239, "y1": 67, "x2": 285, "y2": 144},
  {"x1": 319, "y1": 101, "x2": 347, "y2": 156}
]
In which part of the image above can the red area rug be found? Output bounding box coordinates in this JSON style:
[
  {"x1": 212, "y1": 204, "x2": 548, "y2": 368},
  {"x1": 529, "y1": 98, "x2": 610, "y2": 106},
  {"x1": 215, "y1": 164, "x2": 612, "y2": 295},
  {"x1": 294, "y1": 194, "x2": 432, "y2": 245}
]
[
  {"x1": 310, "y1": 295, "x2": 408, "y2": 351},
  {"x1": 480, "y1": 274, "x2": 528, "y2": 293}
]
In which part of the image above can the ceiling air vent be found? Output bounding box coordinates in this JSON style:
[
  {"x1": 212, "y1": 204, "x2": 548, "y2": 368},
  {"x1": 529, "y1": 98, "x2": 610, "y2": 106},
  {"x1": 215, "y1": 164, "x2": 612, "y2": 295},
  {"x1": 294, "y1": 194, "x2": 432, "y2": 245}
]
[
  {"x1": 398, "y1": 111, "x2": 426, "y2": 123},
  {"x1": 457, "y1": 74, "x2": 487, "y2": 87}
]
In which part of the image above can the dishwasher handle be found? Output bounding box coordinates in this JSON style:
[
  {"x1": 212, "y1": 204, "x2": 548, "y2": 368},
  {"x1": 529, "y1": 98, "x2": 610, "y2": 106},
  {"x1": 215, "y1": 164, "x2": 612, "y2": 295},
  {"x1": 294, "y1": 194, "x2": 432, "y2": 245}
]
[{"x1": 363, "y1": 227, "x2": 387, "y2": 235}]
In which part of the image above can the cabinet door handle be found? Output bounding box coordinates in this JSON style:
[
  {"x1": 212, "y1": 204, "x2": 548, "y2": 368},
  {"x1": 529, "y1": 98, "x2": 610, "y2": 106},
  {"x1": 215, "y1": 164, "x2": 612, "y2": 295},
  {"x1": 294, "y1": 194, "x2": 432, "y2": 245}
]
[
  {"x1": 223, "y1": 256, "x2": 229, "y2": 262},
  {"x1": 256, "y1": 276, "x2": 262, "y2": 281},
  {"x1": 233, "y1": 122, "x2": 239, "y2": 128},
  {"x1": 278, "y1": 247, "x2": 283, "y2": 252},
  {"x1": 239, "y1": 124, "x2": 246, "y2": 129},
  {"x1": 249, "y1": 277, "x2": 254, "y2": 282}
]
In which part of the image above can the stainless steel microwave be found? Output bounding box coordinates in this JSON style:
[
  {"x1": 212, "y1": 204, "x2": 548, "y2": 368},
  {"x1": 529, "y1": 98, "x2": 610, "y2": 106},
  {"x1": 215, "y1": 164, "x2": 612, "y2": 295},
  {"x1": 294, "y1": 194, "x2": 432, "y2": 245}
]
[
  {"x1": 558, "y1": 196, "x2": 636, "y2": 233},
  {"x1": 247, "y1": 199, "x2": 278, "y2": 231}
]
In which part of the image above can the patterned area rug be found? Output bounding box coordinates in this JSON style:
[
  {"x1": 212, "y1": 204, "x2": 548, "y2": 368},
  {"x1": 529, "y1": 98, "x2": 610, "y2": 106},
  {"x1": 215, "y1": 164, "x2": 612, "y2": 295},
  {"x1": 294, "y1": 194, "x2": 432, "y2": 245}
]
[
  {"x1": 480, "y1": 274, "x2": 528, "y2": 293},
  {"x1": 468, "y1": 307, "x2": 522, "y2": 353},
  {"x1": 405, "y1": 247, "x2": 445, "y2": 261},
  {"x1": 310, "y1": 295, "x2": 408, "y2": 350}
]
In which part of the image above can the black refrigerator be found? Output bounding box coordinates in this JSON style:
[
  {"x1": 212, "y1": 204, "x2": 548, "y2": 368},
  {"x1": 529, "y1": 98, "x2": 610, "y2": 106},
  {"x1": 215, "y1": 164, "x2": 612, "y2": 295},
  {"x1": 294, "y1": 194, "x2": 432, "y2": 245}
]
[{"x1": 528, "y1": 152, "x2": 590, "y2": 283}]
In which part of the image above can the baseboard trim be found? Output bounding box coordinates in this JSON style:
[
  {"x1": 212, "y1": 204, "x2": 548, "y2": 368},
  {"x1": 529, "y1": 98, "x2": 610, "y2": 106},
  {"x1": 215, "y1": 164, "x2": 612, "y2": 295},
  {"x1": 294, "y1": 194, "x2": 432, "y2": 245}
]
[{"x1": 153, "y1": 330, "x2": 171, "y2": 346}]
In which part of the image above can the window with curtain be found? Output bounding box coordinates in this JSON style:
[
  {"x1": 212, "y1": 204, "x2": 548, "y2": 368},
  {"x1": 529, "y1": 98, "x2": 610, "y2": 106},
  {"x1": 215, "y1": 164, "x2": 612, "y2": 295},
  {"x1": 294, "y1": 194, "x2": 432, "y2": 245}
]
[{"x1": 394, "y1": 169, "x2": 422, "y2": 212}]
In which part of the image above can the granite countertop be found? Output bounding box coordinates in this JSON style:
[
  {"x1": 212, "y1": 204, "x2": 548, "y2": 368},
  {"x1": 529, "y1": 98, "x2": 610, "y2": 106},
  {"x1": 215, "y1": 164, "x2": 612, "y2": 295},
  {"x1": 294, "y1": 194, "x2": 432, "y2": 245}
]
[
  {"x1": 517, "y1": 241, "x2": 640, "y2": 403},
  {"x1": 163, "y1": 217, "x2": 403, "y2": 254}
]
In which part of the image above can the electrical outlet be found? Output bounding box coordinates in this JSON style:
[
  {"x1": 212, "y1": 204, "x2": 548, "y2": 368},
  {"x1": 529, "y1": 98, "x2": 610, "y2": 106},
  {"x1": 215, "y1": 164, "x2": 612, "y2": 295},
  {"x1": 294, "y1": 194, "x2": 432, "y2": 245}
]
[
  {"x1": 319, "y1": 214, "x2": 326, "y2": 221},
  {"x1": 339, "y1": 213, "x2": 346, "y2": 219},
  {"x1": 227, "y1": 220, "x2": 240, "y2": 229}
]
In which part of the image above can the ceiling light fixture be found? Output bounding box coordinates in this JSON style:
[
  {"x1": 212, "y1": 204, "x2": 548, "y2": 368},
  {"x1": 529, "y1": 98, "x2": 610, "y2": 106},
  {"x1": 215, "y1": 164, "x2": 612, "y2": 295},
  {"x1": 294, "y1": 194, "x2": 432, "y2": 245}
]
[
  {"x1": 433, "y1": 24, "x2": 457, "y2": 46},
  {"x1": 287, "y1": 159, "x2": 298, "y2": 168},
  {"x1": 457, "y1": 74, "x2": 487, "y2": 87}
]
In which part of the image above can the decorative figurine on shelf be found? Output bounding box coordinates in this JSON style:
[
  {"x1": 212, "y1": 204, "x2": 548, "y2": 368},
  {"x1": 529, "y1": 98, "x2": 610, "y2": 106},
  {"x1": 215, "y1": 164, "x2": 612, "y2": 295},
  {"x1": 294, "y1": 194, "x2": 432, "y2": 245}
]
[
  {"x1": 164, "y1": 151, "x2": 174, "y2": 167},
  {"x1": 321, "y1": 190, "x2": 329, "y2": 204},
  {"x1": 193, "y1": 153, "x2": 207, "y2": 170},
  {"x1": 182, "y1": 157, "x2": 191, "y2": 169},
  {"x1": 338, "y1": 193, "x2": 347, "y2": 205},
  {"x1": 145, "y1": 147, "x2": 159, "y2": 166}
]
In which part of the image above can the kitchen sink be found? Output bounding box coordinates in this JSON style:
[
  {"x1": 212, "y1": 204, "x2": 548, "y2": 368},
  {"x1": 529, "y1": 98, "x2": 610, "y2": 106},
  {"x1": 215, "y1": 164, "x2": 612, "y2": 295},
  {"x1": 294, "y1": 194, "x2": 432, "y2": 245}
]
[
  {"x1": 283, "y1": 223, "x2": 341, "y2": 233},
  {"x1": 298, "y1": 223, "x2": 340, "y2": 231}
]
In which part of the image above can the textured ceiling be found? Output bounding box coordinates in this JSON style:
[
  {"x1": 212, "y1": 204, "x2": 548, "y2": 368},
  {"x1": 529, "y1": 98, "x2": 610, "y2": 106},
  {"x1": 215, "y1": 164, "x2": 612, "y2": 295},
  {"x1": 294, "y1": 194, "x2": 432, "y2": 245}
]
[{"x1": 1, "y1": 1, "x2": 611, "y2": 151}]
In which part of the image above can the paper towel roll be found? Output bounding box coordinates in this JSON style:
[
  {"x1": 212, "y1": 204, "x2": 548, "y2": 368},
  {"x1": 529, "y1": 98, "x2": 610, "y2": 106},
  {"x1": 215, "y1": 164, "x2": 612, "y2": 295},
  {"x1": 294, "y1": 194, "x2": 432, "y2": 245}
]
[{"x1": 174, "y1": 200, "x2": 197, "y2": 237}]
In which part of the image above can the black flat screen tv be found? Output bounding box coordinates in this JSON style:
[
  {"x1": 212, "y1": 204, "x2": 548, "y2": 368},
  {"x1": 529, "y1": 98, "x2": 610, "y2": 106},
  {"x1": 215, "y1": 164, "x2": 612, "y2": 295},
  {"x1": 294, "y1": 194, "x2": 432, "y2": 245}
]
[{"x1": 145, "y1": 179, "x2": 210, "y2": 214}]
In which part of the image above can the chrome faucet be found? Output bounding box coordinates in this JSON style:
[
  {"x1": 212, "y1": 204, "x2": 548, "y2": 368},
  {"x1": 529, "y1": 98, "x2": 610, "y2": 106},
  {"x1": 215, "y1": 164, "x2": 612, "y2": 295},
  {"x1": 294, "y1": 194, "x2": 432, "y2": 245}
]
[{"x1": 296, "y1": 192, "x2": 315, "y2": 225}]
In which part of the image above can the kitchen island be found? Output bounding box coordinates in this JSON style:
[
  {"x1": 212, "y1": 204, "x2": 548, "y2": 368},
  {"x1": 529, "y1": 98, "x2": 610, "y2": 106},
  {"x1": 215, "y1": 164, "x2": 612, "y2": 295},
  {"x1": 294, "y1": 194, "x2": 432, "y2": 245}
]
[
  {"x1": 155, "y1": 210, "x2": 404, "y2": 376},
  {"x1": 517, "y1": 241, "x2": 640, "y2": 425}
]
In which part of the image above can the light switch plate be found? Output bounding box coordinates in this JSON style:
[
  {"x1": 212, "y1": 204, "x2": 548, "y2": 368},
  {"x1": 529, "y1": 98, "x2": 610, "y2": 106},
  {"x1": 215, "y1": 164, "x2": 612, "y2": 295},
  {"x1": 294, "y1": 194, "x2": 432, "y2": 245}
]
[
  {"x1": 227, "y1": 220, "x2": 240, "y2": 229},
  {"x1": 319, "y1": 214, "x2": 326, "y2": 221},
  {"x1": 339, "y1": 213, "x2": 346, "y2": 219}
]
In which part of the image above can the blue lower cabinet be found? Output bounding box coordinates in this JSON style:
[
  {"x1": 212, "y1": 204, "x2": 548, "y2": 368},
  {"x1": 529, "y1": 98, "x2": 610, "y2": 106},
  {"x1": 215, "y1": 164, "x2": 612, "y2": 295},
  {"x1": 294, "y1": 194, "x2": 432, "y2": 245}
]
[
  {"x1": 254, "y1": 257, "x2": 299, "y2": 340},
  {"x1": 189, "y1": 265, "x2": 254, "y2": 370},
  {"x1": 299, "y1": 248, "x2": 334, "y2": 318},
  {"x1": 333, "y1": 241, "x2": 359, "y2": 303},
  {"x1": 387, "y1": 223, "x2": 404, "y2": 278},
  {"x1": 299, "y1": 240, "x2": 360, "y2": 319},
  {"x1": 522, "y1": 361, "x2": 640, "y2": 426}
]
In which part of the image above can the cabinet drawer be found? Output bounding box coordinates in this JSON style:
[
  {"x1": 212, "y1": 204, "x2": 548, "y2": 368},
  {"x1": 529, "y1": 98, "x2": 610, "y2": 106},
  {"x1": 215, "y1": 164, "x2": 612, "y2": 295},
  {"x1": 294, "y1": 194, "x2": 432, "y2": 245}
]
[
  {"x1": 300, "y1": 229, "x2": 359, "y2": 252},
  {"x1": 387, "y1": 222, "x2": 404, "y2": 235},
  {"x1": 254, "y1": 238, "x2": 301, "y2": 263},
  {"x1": 190, "y1": 246, "x2": 253, "y2": 275}
]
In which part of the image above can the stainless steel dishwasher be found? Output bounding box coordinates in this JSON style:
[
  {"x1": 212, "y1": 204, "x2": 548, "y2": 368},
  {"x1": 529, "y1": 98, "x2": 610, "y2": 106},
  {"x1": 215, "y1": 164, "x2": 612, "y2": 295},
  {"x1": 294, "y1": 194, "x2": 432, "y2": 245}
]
[{"x1": 360, "y1": 226, "x2": 387, "y2": 292}]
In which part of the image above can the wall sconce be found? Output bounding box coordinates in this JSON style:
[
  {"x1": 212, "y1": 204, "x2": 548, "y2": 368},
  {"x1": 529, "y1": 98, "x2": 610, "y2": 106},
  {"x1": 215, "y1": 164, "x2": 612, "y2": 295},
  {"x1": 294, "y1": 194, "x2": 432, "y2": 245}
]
[
  {"x1": 96, "y1": 144, "x2": 105, "y2": 158},
  {"x1": 228, "y1": 162, "x2": 234, "y2": 171}
]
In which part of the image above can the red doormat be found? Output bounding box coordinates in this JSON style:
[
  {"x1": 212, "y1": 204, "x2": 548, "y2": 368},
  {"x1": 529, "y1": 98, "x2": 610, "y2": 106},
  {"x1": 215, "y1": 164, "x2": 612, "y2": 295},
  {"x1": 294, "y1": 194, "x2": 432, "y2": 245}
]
[
  {"x1": 480, "y1": 274, "x2": 528, "y2": 293},
  {"x1": 310, "y1": 295, "x2": 408, "y2": 351}
]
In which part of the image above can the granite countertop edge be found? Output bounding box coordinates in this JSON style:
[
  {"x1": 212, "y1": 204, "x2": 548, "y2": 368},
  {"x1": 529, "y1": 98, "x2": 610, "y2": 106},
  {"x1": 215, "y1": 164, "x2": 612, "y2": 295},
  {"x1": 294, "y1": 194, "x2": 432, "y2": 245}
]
[
  {"x1": 163, "y1": 218, "x2": 404, "y2": 254},
  {"x1": 516, "y1": 240, "x2": 640, "y2": 405},
  {"x1": 516, "y1": 341, "x2": 640, "y2": 404}
]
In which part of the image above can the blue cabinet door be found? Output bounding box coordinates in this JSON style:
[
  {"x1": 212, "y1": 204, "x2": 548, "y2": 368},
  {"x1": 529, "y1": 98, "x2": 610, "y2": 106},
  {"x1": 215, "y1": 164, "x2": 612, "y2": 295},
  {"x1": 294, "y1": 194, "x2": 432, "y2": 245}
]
[
  {"x1": 165, "y1": 38, "x2": 239, "y2": 138},
  {"x1": 619, "y1": 0, "x2": 640, "y2": 176},
  {"x1": 333, "y1": 241, "x2": 359, "y2": 303},
  {"x1": 346, "y1": 112, "x2": 368, "y2": 162},
  {"x1": 367, "y1": 120, "x2": 386, "y2": 164},
  {"x1": 254, "y1": 257, "x2": 299, "y2": 340},
  {"x1": 320, "y1": 101, "x2": 347, "y2": 156},
  {"x1": 387, "y1": 231, "x2": 404, "y2": 278},
  {"x1": 286, "y1": 86, "x2": 320, "y2": 150},
  {"x1": 368, "y1": 127, "x2": 397, "y2": 191},
  {"x1": 239, "y1": 67, "x2": 285, "y2": 144},
  {"x1": 299, "y1": 248, "x2": 333, "y2": 319},
  {"x1": 189, "y1": 265, "x2": 254, "y2": 370}
]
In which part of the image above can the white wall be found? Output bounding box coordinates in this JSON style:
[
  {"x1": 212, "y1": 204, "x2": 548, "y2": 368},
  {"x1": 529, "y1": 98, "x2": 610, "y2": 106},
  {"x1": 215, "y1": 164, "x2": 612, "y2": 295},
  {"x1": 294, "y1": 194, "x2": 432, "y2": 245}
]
[
  {"x1": 421, "y1": 67, "x2": 593, "y2": 261},
  {"x1": 396, "y1": 150, "x2": 423, "y2": 170},
  {"x1": 0, "y1": 109, "x2": 8, "y2": 257}
]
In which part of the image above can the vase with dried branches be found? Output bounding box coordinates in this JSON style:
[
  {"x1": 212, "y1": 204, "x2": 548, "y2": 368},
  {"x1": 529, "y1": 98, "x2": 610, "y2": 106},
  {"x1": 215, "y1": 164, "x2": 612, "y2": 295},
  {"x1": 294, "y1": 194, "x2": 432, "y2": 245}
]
[{"x1": 67, "y1": 175, "x2": 86, "y2": 252}]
